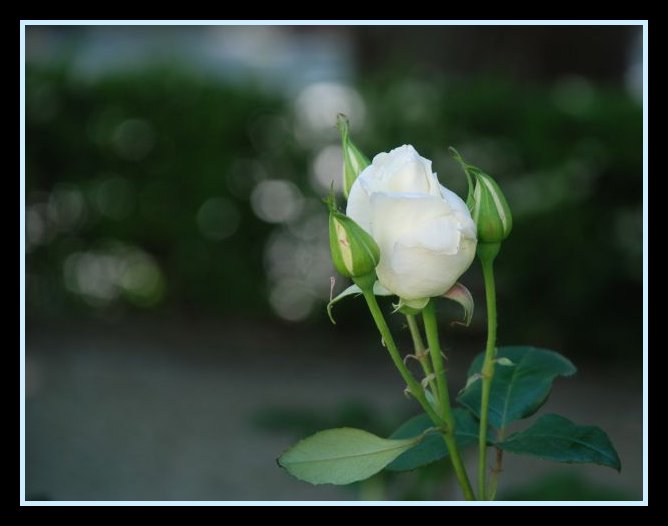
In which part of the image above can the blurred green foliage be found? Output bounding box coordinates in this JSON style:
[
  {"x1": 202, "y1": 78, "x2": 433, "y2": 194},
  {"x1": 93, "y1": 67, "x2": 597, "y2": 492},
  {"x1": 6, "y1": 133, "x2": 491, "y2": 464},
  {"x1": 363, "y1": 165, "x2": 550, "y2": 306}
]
[
  {"x1": 26, "y1": 65, "x2": 292, "y2": 316},
  {"x1": 25, "y1": 63, "x2": 642, "y2": 363}
]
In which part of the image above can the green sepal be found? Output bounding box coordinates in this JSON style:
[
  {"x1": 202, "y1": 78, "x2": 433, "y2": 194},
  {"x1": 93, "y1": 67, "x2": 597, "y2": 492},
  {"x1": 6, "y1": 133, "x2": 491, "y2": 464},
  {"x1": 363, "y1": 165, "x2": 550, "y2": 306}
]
[
  {"x1": 326, "y1": 194, "x2": 380, "y2": 280},
  {"x1": 327, "y1": 280, "x2": 392, "y2": 324},
  {"x1": 337, "y1": 114, "x2": 370, "y2": 198},
  {"x1": 450, "y1": 148, "x2": 513, "y2": 244}
]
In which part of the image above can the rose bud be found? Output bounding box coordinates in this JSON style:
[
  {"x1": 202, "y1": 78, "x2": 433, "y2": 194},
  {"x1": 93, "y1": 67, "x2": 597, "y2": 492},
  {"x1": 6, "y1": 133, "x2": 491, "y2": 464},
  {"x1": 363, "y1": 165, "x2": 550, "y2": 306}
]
[
  {"x1": 450, "y1": 148, "x2": 513, "y2": 245},
  {"x1": 336, "y1": 113, "x2": 370, "y2": 198},
  {"x1": 327, "y1": 196, "x2": 380, "y2": 290},
  {"x1": 347, "y1": 145, "x2": 477, "y2": 303}
]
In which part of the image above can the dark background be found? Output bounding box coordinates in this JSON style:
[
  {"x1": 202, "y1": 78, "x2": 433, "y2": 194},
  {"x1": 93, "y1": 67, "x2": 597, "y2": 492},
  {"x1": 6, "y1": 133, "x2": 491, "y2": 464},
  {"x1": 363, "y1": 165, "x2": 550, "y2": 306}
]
[{"x1": 24, "y1": 25, "x2": 644, "y2": 501}]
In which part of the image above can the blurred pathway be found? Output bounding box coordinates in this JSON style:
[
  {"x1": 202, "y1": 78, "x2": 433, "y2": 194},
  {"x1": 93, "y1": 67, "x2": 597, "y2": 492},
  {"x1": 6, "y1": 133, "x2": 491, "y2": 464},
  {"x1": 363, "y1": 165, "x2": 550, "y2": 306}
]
[{"x1": 25, "y1": 318, "x2": 643, "y2": 501}]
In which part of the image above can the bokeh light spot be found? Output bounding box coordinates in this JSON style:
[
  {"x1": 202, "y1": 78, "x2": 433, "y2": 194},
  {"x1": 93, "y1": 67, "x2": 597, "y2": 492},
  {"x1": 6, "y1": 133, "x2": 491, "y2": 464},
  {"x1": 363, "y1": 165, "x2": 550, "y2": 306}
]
[
  {"x1": 119, "y1": 252, "x2": 165, "y2": 307},
  {"x1": 112, "y1": 118, "x2": 155, "y2": 161},
  {"x1": 269, "y1": 278, "x2": 314, "y2": 322},
  {"x1": 196, "y1": 197, "x2": 241, "y2": 240},
  {"x1": 93, "y1": 176, "x2": 135, "y2": 221},
  {"x1": 294, "y1": 82, "x2": 365, "y2": 144},
  {"x1": 63, "y1": 244, "x2": 165, "y2": 308},
  {"x1": 26, "y1": 205, "x2": 46, "y2": 252},
  {"x1": 48, "y1": 183, "x2": 87, "y2": 232},
  {"x1": 250, "y1": 180, "x2": 304, "y2": 224},
  {"x1": 226, "y1": 159, "x2": 268, "y2": 200},
  {"x1": 311, "y1": 145, "x2": 343, "y2": 193}
]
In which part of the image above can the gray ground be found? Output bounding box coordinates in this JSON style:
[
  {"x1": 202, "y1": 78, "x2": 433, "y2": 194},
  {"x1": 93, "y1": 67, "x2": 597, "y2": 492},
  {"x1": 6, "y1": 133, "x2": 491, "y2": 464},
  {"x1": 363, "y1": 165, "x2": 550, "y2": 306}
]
[{"x1": 25, "y1": 317, "x2": 644, "y2": 502}]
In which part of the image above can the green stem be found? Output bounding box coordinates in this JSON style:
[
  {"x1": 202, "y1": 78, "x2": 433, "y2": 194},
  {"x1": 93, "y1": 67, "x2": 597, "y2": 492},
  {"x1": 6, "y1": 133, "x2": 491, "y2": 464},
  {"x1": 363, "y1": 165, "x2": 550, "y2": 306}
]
[
  {"x1": 422, "y1": 300, "x2": 476, "y2": 501},
  {"x1": 488, "y1": 428, "x2": 506, "y2": 500},
  {"x1": 360, "y1": 288, "x2": 443, "y2": 427},
  {"x1": 478, "y1": 243, "x2": 500, "y2": 500},
  {"x1": 405, "y1": 314, "x2": 438, "y2": 398}
]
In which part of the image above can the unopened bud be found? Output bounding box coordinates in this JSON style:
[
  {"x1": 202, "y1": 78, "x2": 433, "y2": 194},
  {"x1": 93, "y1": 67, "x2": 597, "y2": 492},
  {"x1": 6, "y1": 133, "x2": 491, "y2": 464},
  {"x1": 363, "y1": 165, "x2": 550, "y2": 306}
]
[
  {"x1": 326, "y1": 195, "x2": 380, "y2": 285},
  {"x1": 336, "y1": 114, "x2": 370, "y2": 198},
  {"x1": 450, "y1": 148, "x2": 513, "y2": 244}
]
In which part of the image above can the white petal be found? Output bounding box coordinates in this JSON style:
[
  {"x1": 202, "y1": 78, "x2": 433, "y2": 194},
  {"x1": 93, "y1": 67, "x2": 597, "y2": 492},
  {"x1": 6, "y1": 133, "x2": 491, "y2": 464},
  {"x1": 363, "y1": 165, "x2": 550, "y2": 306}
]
[
  {"x1": 378, "y1": 238, "x2": 477, "y2": 300},
  {"x1": 374, "y1": 145, "x2": 441, "y2": 197},
  {"x1": 368, "y1": 193, "x2": 450, "y2": 252},
  {"x1": 369, "y1": 193, "x2": 476, "y2": 300},
  {"x1": 345, "y1": 145, "x2": 478, "y2": 301},
  {"x1": 383, "y1": 159, "x2": 432, "y2": 193},
  {"x1": 346, "y1": 173, "x2": 373, "y2": 233},
  {"x1": 397, "y1": 216, "x2": 462, "y2": 255},
  {"x1": 440, "y1": 184, "x2": 477, "y2": 240},
  {"x1": 370, "y1": 150, "x2": 389, "y2": 167},
  {"x1": 440, "y1": 184, "x2": 470, "y2": 216}
]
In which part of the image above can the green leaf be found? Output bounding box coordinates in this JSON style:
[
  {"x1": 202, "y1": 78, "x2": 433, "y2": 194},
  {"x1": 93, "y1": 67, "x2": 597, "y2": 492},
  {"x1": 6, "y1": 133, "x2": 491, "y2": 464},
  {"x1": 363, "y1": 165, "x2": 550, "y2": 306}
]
[
  {"x1": 327, "y1": 281, "x2": 392, "y2": 324},
  {"x1": 498, "y1": 414, "x2": 621, "y2": 472},
  {"x1": 385, "y1": 409, "x2": 480, "y2": 472},
  {"x1": 277, "y1": 428, "x2": 421, "y2": 485},
  {"x1": 327, "y1": 283, "x2": 362, "y2": 323},
  {"x1": 458, "y1": 346, "x2": 576, "y2": 429}
]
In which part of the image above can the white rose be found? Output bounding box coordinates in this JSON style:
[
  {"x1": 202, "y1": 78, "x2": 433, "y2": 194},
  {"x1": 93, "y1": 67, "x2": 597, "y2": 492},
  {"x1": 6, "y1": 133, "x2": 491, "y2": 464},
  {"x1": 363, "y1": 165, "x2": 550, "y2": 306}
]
[{"x1": 346, "y1": 145, "x2": 477, "y2": 303}]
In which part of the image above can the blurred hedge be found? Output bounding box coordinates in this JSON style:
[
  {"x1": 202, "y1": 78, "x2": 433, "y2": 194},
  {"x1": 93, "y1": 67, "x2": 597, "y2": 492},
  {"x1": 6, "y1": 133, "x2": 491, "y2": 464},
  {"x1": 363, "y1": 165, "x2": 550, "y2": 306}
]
[{"x1": 25, "y1": 64, "x2": 642, "y2": 362}]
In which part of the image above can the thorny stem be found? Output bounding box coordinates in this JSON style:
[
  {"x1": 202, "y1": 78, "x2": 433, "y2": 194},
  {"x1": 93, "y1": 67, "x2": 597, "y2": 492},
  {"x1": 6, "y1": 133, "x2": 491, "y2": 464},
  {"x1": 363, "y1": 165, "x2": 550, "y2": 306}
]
[
  {"x1": 422, "y1": 300, "x2": 476, "y2": 501},
  {"x1": 405, "y1": 314, "x2": 438, "y2": 399},
  {"x1": 360, "y1": 288, "x2": 443, "y2": 427}
]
